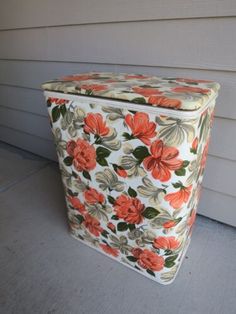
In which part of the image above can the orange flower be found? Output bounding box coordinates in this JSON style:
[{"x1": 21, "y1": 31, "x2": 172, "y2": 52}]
[
  {"x1": 148, "y1": 96, "x2": 181, "y2": 109},
  {"x1": 66, "y1": 140, "x2": 77, "y2": 156},
  {"x1": 81, "y1": 84, "x2": 108, "y2": 92},
  {"x1": 83, "y1": 213, "x2": 103, "y2": 237},
  {"x1": 84, "y1": 188, "x2": 105, "y2": 204},
  {"x1": 100, "y1": 244, "x2": 119, "y2": 257},
  {"x1": 187, "y1": 210, "x2": 196, "y2": 228},
  {"x1": 125, "y1": 74, "x2": 149, "y2": 79},
  {"x1": 84, "y1": 113, "x2": 110, "y2": 136},
  {"x1": 153, "y1": 236, "x2": 180, "y2": 250},
  {"x1": 171, "y1": 86, "x2": 210, "y2": 94},
  {"x1": 131, "y1": 247, "x2": 143, "y2": 258},
  {"x1": 68, "y1": 196, "x2": 86, "y2": 214},
  {"x1": 163, "y1": 220, "x2": 177, "y2": 229},
  {"x1": 48, "y1": 97, "x2": 69, "y2": 105},
  {"x1": 125, "y1": 112, "x2": 157, "y2": 145},
  {"x1": 116, "y1": 167, "x2": 128, "y2": 178},
  {"x1": 176, "y1": 78, "x2": 213, "y2": 83},
  {"x1": 69, "y1": 138, "x2": 96, "y2": 172},
  {"x1": 143, "y1": 139, "x2": 183, "y2": 182},
  {"x1": 107, "y1": 222, "x2": 116, "y2": 232},
  {"x1": 138, "y1": 249, "x2": 164, "y2": 272},
  {"x1": 114, "y1": 194, "x2": 144, "y2": 224},
  {"x1": 165, "y1": 185, "x2": 192, "y2": 209},
  {"x1": 200, "y1": 140, "x2": 209, "y2": 171},
  {"x1": 62, "y1": 74, "x2": 96, "y2": 81},
  {"x1": 132, "y1": 86, "x2": 163, "y2": 97},
  {"x1": 191, "y1": 137, "x2": 199, "y2": 153}
]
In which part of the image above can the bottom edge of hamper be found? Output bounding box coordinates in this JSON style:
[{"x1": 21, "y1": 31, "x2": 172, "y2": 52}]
[{"x1": 69, "y1": 230, "x2": 191, "y2": 286}]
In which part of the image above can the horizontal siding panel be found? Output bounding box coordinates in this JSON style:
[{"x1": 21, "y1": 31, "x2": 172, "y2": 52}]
[
  {"x1": 204, "y1": 156, "x2": 236, "y2": 197},
  {"x1": 209, "y1": 118, "x2": 236, "y2": 161},
  {"x1": 198, "y1": 188, "x2": 236, "y2": 227},
  {"x1": 0, "y1": 0, "x2": 236, "y2": 30},
  {"x1": 0, "y1": 107, "x2": 52, "y2": 141},
  {"x1": 0, "y1": 18, "x2": 236, "y2": 71},
  {"x1": 0, "y1": 85, "x2": 47, "y2": 116},
  {"x1": 0, "y1": 60, "x2": 236, "y2": 119},
  {"x1": 0, "y1": 126, "x2": 57, "y2": 160},
  {"x1": 0, "y1": 88, "x2": 235, "y2": 160}
]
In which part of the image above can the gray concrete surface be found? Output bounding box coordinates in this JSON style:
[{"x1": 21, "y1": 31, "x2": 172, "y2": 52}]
[{"x1": 0, "y1": 142, "x2": 236, "y2": 314}]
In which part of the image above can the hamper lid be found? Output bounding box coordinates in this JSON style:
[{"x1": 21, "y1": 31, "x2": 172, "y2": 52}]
[{"x1": 41, "y1": 72, "x2": 220, "y2": 111}]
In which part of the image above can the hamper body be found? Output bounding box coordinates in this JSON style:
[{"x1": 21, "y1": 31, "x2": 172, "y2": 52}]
[{"x1": 43, "y1": 73, "x2": 219, "y2": 284}]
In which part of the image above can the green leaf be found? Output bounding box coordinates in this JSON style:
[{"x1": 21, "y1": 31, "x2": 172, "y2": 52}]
[
  {"x1": 82, "y1": 170, "x2": 91, "y2": 180},
  {"x1": 64, "y1": 156, "x2": 73, "y2": 166},
  {"x1": 127, "y1": 256, "x2": 138, "y2": 262},
  {"x1": 128, "y1": 187, "x2": 137, "y2": 198},
  {"x1": 97, "y1": 158, "x2": 108, "y2": 167},
  {"x1": 75, "y1": 215, "x2": 84, "y2": 224},
  {"x1": 111, "y1": 215, "x2": 119, "y2": 220},
  {"x1": 128, "y1": 224, "x2": 136, "y2": 231},
  {"x1": 96, "y1": 146, "x2": 111, "y2": 159},
  {"x1": 182, "y1": 160, "x2": 190, "y2": 168},
  {"x1": 122, "y1": 132, "x2": 135, "y2": 141},
  {"x1": 67, "y1": 188, "x2": 77, "y2": 197},
  {"x1": 132, "y1": 146, "x2": 150, "y2": 161},
  {"x1": 146, "y1": 269, "x2": 156, "y2": 277},
  {"x1": 199, "y1": 114, "x2": 208, "y2": 141},
  {"x1": 142, "y1": 207, "x2": 160, "y2": 219},
  {"x1": 190, "y1": 148, "x2": 197, "y2": 154},
  {"x1": 175, "y1": 168, "x2": 186, "y2": 176},
  {"x1": 132, "y1": 97, "x2": 147, "y2": 104},
  {"x1": 101, "y1": 230, "x2": 109, "y2": 238},
  {"x1": 60, "y1": 104, "x2": 67, "y2": 117},
  {"x1": 108, "y1": 195, "x2": 115, "y2": 205},
  {"x1": 52, "y1": 106, "x2": 61, "y2": 123},
  {"x1": 172, "y1": 181, "x2": 183, "y2": 189},
  {"x1": 128, "y1": 110, "x2": 137, "y2": 114},
  {"x1": 117, "y1": 222, "x2": 128, "y2": 232},
  {"x1": 164, "y1": 255, "x2": 178, "y2": 268},
  {"x1": 47, "y1": 99, "x2": 52, "y2": 107}
]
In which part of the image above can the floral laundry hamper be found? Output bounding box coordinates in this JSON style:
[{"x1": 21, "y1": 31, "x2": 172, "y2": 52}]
[{"x1": 42, "y1": 72, "x2": 220, "y2": 285}]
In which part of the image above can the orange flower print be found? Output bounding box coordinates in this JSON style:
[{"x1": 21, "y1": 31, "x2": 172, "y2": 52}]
[
  {"x1": 171, "y1": 86, "x2": 210, "y2": 94},
  {"x1": 131, "y1": 247, "x2": 143, "y2": 258},
  {"x1": 107, "y1": 222, "x2": 116, "y2": 233},
  {"x1": 132, "y1": 86, "x2": 163, "y2": 97},
  {"x1": 84, "y1": 187, "x2": 105, "y2": 204},
  {"x1": 62, "y1": 74, "x2": 97, "y2": 81},
  {"x1": 84, "y1": 113, "x2": 110, "y2": 136},
  {"x1": 153, "y1": 236, "x2": 180, "y2": 250},
  {"x1": 200, "y1": 140, "x2": 209, "y2": 171},
  {"x1": 176, "y1": 78, "x2": 213, "y2": 83},
  {"x1": 68, "y1": 196, "x2": 86, "y2": 214},
  {"x1": 67, "y1": 138, "x2": 96, "y2": 172},
  {"x1": 163, "y1": 220, "x2": 177, "y2": 229},
  {"x1": 114, "y1": 194, "x2": 144, "y2": 224},
  {"x1": 187, "y1": 209, "x2": 196, "y2": 228},
  {"x1": 81, "y1": 84, "x2": 108, "y2": 92},
  {"x1": 48, "y1": 97, "x2": 69, "y2": 105},
  {"x1": 125, "y1": 112, "x2": 157, "y2": 145},
  {"x1": 191, "y1": 137, "x2": 199, "y2": 153},
  {"x1": 100, "y1": 244, "x2": 119, "y2": 257},
  {"x1": 137, "y1": 249, "x2": 165, "y2": 272},
  {"x1": 143, "y1": 139, "x2": 183, "y2": 182},
  {"x1": 125, "y1": 74, "x2": 149, "y2": 79},
  {"x1": 116, "y1": 167, "x2": 128, "y2": 178},
  {"x1": 83, "y1": 213, "x2": 103, "y2": 237},
  {"x1": 148, "y1": 96, "x2": 181, "y2": 109},
  {"x1": 165, "y1": 185, "x2": 192, "y2": 209}
]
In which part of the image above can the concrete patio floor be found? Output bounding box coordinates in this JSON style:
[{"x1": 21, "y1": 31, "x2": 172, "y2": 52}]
[{"x1": 0, "y1": 141, "x2": 236, "y2": 314}]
